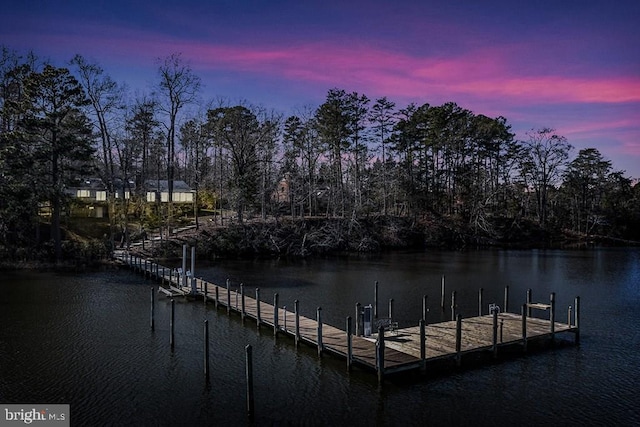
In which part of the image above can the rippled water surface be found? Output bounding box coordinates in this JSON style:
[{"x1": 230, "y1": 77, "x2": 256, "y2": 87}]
[{"x1": 1, "y1": 248, "x2": 639, "y2": 426}]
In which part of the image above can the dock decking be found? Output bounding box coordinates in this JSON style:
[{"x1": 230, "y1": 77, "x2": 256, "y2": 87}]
[{"x1": 115, "y1": 250, "x2": 580, "y2": 380}]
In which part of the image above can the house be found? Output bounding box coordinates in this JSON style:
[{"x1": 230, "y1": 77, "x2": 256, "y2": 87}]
[
  {"x1": 144, "y1": 180, "x2": 194, "y2": 203},
  {"x1": 66, "y1": 178, "x2": 108, "y2": 218},
  {"x1": 66, "y1": 177, "x2": 137, "y2": 218},
  {"x1": 272, "y1": 174, "x2": 291, "y2": 203},
  {"x1": 69, "y1": 178, "x2": 107, "y2": 202},
  {"x1": 113, "y1": 178, "x2": 135, "y2": 201}
]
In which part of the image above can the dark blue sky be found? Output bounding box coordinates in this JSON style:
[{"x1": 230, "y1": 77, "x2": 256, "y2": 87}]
[{"x1": 3, "y1": 0, "x2": 639, "y2": 176}]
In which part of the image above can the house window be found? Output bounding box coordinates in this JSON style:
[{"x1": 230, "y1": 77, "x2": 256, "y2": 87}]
[
  {"x1": 147, "y1": 192, "x2": 156, "y2": 203},
  {"x1": 174, "y1": 192, "x2": 193, "y2": 202},
  {"x1": 77, "y1": 189, "x2": 90, "y2": 198},
  {"x1": 96, "y1": 191, "x2": 107, "y2": 201},
  {"x1": 115, "y1": 191, "x2": 130, "y2": 199}
]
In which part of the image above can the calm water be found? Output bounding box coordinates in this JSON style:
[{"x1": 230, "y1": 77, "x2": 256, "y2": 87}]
[{"x1": 1, "y1": 248, "x2": 639, "y2": 426}]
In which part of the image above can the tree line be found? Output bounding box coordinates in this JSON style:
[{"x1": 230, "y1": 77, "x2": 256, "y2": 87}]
[{"x1": 1, "y1": 47, "x2": 639, "y2": 261}]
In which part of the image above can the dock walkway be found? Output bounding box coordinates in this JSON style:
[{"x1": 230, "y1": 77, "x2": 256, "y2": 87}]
[{"x1": 115, "y1": 250, "x2": 580, "y2": 380}]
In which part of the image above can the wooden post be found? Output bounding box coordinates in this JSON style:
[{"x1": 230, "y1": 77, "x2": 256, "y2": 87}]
[
  {"x1": 455, "y1": 314, "x2": 462, "y2": 367},
  {"x1": 388, "y1": 298, "x2": 394, "y2": 320},
  {"x1": 255, "y1": 288, "x2": 261, "y2": 327},
  {"x1": 240, "y1": 283, "x2": 245, "y2": 320},
  {"x1": 374, "y1": 281, "x2": 379, "y2": 320},
  {"x1": 215, "y1": 286, "x2": 219, "y2": 309},
  {"x1": 377, "y1": 325, "x2": 385, "y2": 383},
  {"x1": 550, "y1": 292, "x2": 556, "y2": 342},
  {"x1": 492, "y1": 308, "x2": 498, "y2": 359},
  {"x1": 355, "y1": 303, "x2": 362, "y2": 337},
  {"x1": 419, "y1": 319, "x2": 426, "y2": 373},
  {"x1": 273, "y1": 293, "x2": 279, "y2": 336},
  {"x1": 294, "y1": 299, "x2": 300, "y2": 346},
  {"x1": 500, "y1": 319, "x2": 504, "y2": 343},
  {"x1": 526, "y1": 288, "x2": 532, "y2": 317},
  {"x1": 521, "y1": 303, "x2": 528, "y2": 353},
  {"x1": 568, "y1": 305, "x2": 572, "y2": 326},
  {"x1": 478, "y1": 288, "x2": 483, "y2": 316},
  {"x1": 169, "y1": 268, "x2": 173, "y2": 286},
  {"x1": 504, "y1": 285, "x2": 509, "y2": 313},
  {"x1": 283, "y1": 306, "x2": 287, "y2": 332},
  {"x1": 190, "y1": 246, "x2": 196, "y2": 284},
  {"x1": 182, "y1": 244, "x2": 187, "y2": 288},
  {"x1": 170, "y1": 299, "x2": 175, "y2": 349},
  {"x1": 574, "y1": 296, "x2": 581, "y2": 345},
  {"x1": 150, "y1": 287, "x2": 155, "y2": 330},
  {"x1": 245, "y1": 344, "x2": 254, "y2": 420},
  {"x1": 226, "y1": 279, "x2": 231, "y2": 314},
  {"x1": 346, "y1": 316, "x2": 353, "y2": 371},
  {"x1": 451, "y1": 290, "x2": 456, "y2": 321},
  {"x1": 422, "y1": 295, "x2": 428, "y2": 322},
  {"x1": 441, "y1": 275, "x2": 446, "y2": 310},
  {"x1": 317, "y1": 307, "x2": 323, "y2": 357},
  {"x1": 204, "y1": 320, "x2": 209, "y2": 381}
]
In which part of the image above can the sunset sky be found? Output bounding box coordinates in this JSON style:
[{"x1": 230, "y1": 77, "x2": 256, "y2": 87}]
[{"x1": 3, "y1": 0, "x2": 639, "y2": 177}]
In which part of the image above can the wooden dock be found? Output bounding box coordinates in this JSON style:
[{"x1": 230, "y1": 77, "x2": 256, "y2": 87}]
[{"x1": 115, "y1": 250, "x2": 580, "y2": 381}]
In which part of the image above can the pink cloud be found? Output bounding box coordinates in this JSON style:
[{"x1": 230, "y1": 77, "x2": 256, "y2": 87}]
[
  {"x1": 180, "y1": 41, "x2": 640, "y2": 105},
  {"x1": 18, "y1": 21, "x2": 639, "y2": 107}
]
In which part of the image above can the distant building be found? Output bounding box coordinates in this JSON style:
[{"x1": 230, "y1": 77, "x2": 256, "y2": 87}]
[
  {"x1": 144, "y1": 180, "x2": 194, "y2": 203},
  {"x1": 272, "y1": 174, "x2": 290, "y2": 203},
  {"x1": 66, "y1": 178, "x2": 108, "y2": 218}
]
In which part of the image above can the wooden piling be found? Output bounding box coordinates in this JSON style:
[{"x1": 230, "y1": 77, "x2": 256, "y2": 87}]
[
  {"x1": 500, "y1": 319, "x2": 504, "y2": 343},
  {"x1": 214, "y1": 286, "x2": 219, "y2": 309},
  {"x1": 504, "y1": 285, "x2": 509, "y2": 313},
  {"x1": 422, "y1": 295, "x2": 428, "y2": 322},
  {"x1": 355, "y1": 303, "x2": 361, "y2": 337},
  {"x1": 150, "y1": 287, "x2": 155, "y2": 330},
  {"x1": 419, "y1": 319, "x2": 426, "y2": 373},
  {"x1": 374, "y1": 281, "x2": 379, "y2": 319},
  {"x1": 317, "y1": 307, "x2": 323, "y2": 357},
  {"x1": 478, "y1": 288, "x2": 483, "y2": 316},
  {"x1": 256, "y1": 288, "x2": 261, "y2": 327},
  {"x1": 204, "y1": 320, "x2": 209, "y2": 381},
  {"x1": 492, "y1": 308, "x2": 498, "y2": 359},
  {"x1": 575, "y1": 296, "x2": 581, "y2": 345},
  {"x1": 377, "y1": 326, "x2": 385, "y2": 383},
  {"x1": 346, "y1": 316, "x2": 353, "y2": 371},
  {"x1": 245, "y1": 344, "x2": 254, "y2": 420},
  {"x1": 389, "y1": 298, "x2": 394, "y2": 319},
  {"x1": 455, "y1": 314, "x2": 462, "y2": 367},
  {"x1": 568, "y1": 305, "x2": 572, "y2": 326},
  {"x1": 273, "y1": 293, "x2": 279, "y2": 336},
  {"x1": 203, "y1": 278, "x2": 207, "y2": 304},
  {"x1": 521, "y1": 303, "x2": 528, "y2": 353},
  {"x1": 240, "y1": 283, "x2": 246, "y2": 320},
  {"x1": 226, "y1": 279, "x2": 231, "y2": 314},
  {"x1": 441, "y1": 275, "x2": 446, "y2": 310},
  {"x1": 283, "y1": 306, "x2": 287, "y2": 332},
  {"x1": 170, "y1": 299, "x2": 175, "y2": 349},
  {"x1": 550, "y1": 292, "x2": 556, "y2": 342},
  {"x1": 451, "y1": 290, "x2": 457, "y2": 321},
  {"x1": 182, "y1": 244, "x2": 187, "y2": 288},
  {"x1": 526, "y1": 288, "x2": 532, "y2": 317},
  {"x1": 190, "y1": 246, "x2": 195, "y2": 282},
  {"x1": 294, "y1": 299, "x2": 300, "y2": 346}
]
